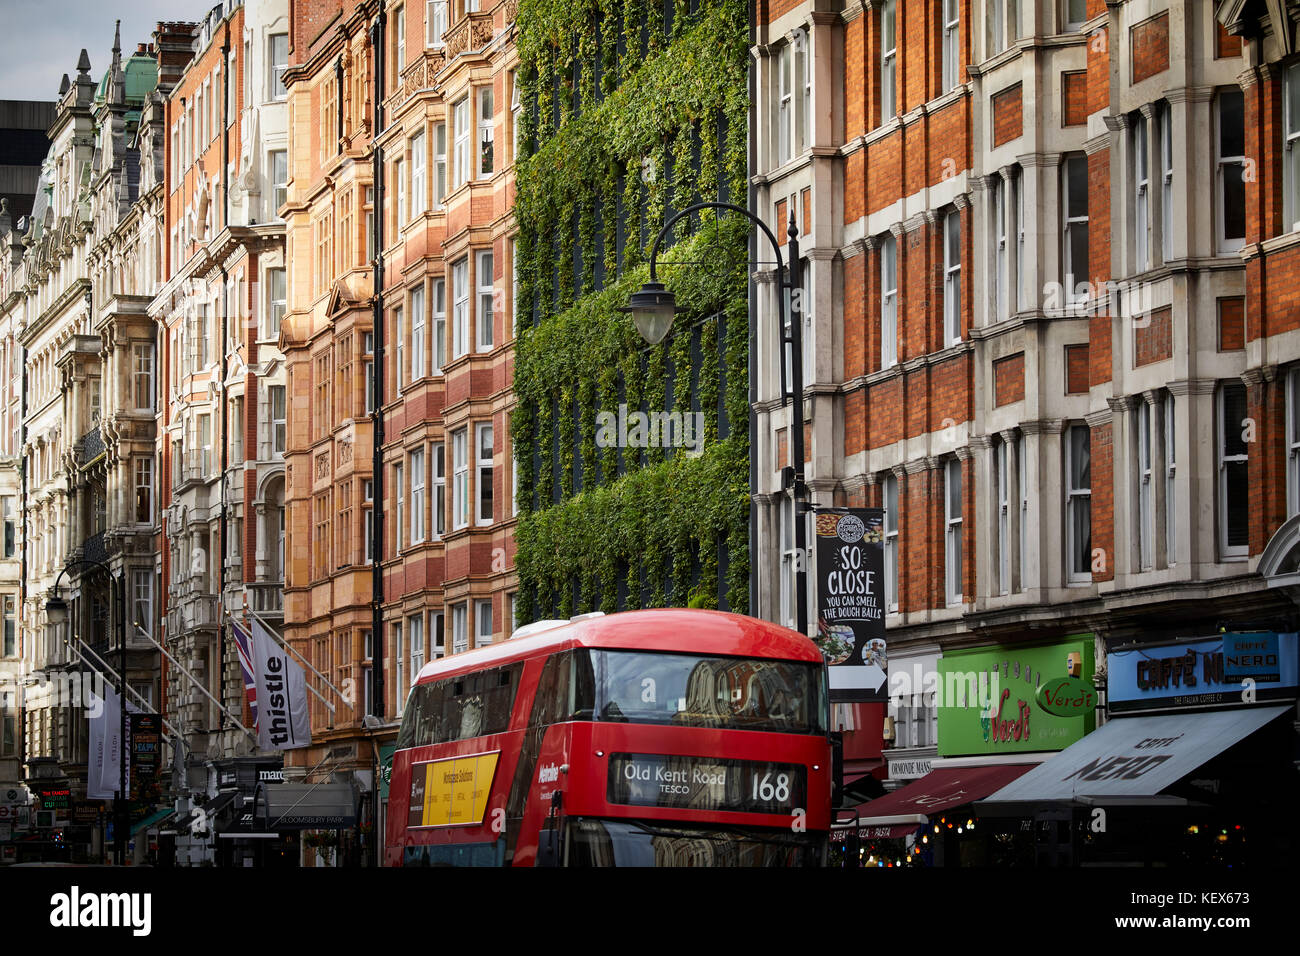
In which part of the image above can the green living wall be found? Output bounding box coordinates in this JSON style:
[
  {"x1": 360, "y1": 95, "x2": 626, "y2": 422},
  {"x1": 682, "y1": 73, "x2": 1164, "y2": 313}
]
[{"x1": 512, "y1": 0, "x2": 750, "y2": 623}]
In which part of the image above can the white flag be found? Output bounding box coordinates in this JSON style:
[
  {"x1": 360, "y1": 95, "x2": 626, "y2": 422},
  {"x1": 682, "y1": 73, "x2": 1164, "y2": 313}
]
[
  {"x1": 251, "y1": 618, "x2": 311, "y2": 750},
  {"x1": 86, "y1": 689, "x2": 132, "y2": 800}
]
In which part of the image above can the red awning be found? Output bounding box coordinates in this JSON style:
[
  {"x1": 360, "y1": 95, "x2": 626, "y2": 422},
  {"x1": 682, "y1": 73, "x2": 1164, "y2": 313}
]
[{"x1": 850, "y1": 764, "x2": 1037, "y2": 825}]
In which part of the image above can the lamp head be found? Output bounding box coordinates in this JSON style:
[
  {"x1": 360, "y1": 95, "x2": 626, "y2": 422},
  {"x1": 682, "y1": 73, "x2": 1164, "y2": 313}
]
[
  {"x1": 620, "y1": 281, "x2": 677, "y2": 345},
  {"x1": 45, "y1": 595, "x2": 69, "y2": 626}
]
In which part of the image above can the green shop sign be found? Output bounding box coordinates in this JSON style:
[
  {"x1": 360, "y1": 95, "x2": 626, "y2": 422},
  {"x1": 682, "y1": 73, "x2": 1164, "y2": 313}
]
[{"x1": 937, "y1": 637, "x2": 1096, "y2": 757}]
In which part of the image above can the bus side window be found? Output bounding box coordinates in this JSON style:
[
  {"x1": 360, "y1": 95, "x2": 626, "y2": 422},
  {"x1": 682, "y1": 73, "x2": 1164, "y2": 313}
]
[{"x1": 569, "y1": 651, "x2": 595, "y2": 721}]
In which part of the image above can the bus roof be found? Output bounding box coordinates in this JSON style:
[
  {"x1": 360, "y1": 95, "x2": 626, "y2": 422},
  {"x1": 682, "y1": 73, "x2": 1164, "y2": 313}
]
[{"x1": 412, "y1": 609, "x2": 823, "y2": 685}]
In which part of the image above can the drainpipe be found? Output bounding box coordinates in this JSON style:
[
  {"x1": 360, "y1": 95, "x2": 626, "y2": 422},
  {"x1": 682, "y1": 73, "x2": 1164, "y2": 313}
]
[
  {"x1": 370, "y1": 3, "x2": 387, "y2": 723},
  {"x1": 217, "y1": 22, "x2": 231, "y2": 743}
]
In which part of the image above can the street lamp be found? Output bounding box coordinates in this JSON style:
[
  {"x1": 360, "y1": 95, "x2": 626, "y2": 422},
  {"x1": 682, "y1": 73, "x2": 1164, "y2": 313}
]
[
  {"x1": 45, "y1": 560, "x2": 128, "y2": 866},
  {"x1": 623, "y1": 201, "x2": 808, "y2": 635}
]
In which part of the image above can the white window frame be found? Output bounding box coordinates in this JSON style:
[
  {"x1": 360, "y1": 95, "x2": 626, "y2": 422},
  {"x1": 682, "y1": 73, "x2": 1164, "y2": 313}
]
[
  {"x1": 943, "y1": 208, "x2": 962, "y2": 346},
  {"x1": 779, "y1": 495, "x2": 795, "y2": 628},
  {"x1": 476, "y1": 422, "x2": 494, "y2": 526},
  {"x1": 881, "y1": 0, "x2": 897, "y2": 122},
  {"x1": 475, "y1": 598, "x2": 493, "y2": 648},
  {"x1": 364, "y1": 479, "x2": 374, "y2": 563},
  {"x1": 393, "y1": 621, "x2": 405, "y2": 713},
  {"x1": 394, "y1": 4, "x2": 406, "y2": 72},
  {"x1": 944, "y1": 458, "x2": 963, "y2": 605},
  {"x1": 1159, "y1": 102, "x2": 1174, "y2": 260},
  {"x1": 395, "y1": 462, "x2": 405, "y2": 551},
  {"x1": 1285, "y1": 64, "x2": 1300, "y2": 234},
  {"x1": 394, "y1": 304, "x2": 405, "y2": 392},
  {"x1": 1063, "y1": 0, "x2": 1086, "y2": 31},
  {"x1": 434, "y1": 123, "x2": 447, "y2": 209},
  {"x1": 511, "y1": 71, "x2": 521, "y2": 162},
  {"x1": 409, "y1": 613, "x2": 424, "y2": 680},
  {"x1": 134, "y1": 457, "x2": 153, "y2": 525},
  {"x1": 1014, "y1": 166, "x2": 1026, "y2": 312},
  {"x1": 453, "y1": 258, "x2": 469, "y2": 358},
  {"x1": 394, "y1": 157, "x2": 406, "y2": 227},
  {"x1": 1136, "y1": 399, "x2": 1154, "y2": 570},
  {"x1": 266, "y1": 267, "x2": 286, "y2": 341},
  {"x1": 1164, "y1": 393, "x2": 1176, "y2": 564},
  {"x1": 1216, "y1": 89, "x2": 1246, "y2": 254},
  {"x1": 476, "y1": 250, "x2": 494, "y2": 351},
  {"x1": 269, "y1": 33, "x2": 289, "y2": 101},
  {"x1": 1218, "y1": 382, "x2": 1249, "y2": 558},
  {"x1": 454, "y1": 97, "x2": 470, "y2": 189},
  {"x1": 132, "y1": 342, "x2": 154, "y2": 412},
  {"x1": 452, "y1": 602, "x2": 468, "y2": 655},
  {"x1": 1289, "y1": 369, "x2": 1300, "y2": 518},
  {"x1": 478, "y1": 85, "x2": 494, "y2": 180},
  {"x1": 433, "y1": 443, "x2": 446, "y2": 539},
  {"x1": 881, "y1": 234, "x2": 897, "y2": 369},
  {"x1": 884, "y1": 474, "x2": 899, "y2": 612},
  {"x1": 988, "y1": 0, "x2": 1006, "y2": 57},
  {"x1": 270, "y1": 150, "x2": 288, "y2": 220},
  {"x1": 410, "y1": 284, "x2": 425, "y2": 380},
  {"x1": 996, "y1": 439, "x2": 1009, "y2": 595},
  {"x1": 1017, "y1": 433, "x2": 1027, "y2": 589},
  {"x1": 131, "y1": 569, "x2": 153, "y2": 638},
  {"x1": 1133, "y1": 113, "x2": 1150, "y2": 272},
  {"x1": 453, "y1": 428, "x2": 469, "y2": 530},
  {"x1": 777, "y1": 44, "x2": 792, "y2": 166},
  {"x1": 270, "y1": 385, "x2": 286, "y2": 455},
  {"x1": 1065, "y1": 424, "x2": 1092, "y2": 583},
  {"x1": 410, "y1": 129, "x2": 426, "y2": 217},
  {"x1": 992, "y1": 175, "x2": 1007, "y2": 320},
  {"x1": 432, "y1": 278, "x2": 446, "y2": 374},
  {"x1": 941, "y1": 0, "x2": 960, "y2": 93},
  {"x1": 410, "y1": 447, "x2": 425, "y2": 544},
  {"x1": 426, "y1": 0, "x2": 448, "y2": 47},
  {"x1": 1062, "y1": 154, "x2": 1090, "y2": 306}
]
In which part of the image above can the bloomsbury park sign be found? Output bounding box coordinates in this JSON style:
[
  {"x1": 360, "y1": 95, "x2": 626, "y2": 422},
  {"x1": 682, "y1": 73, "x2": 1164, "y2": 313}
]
[{"x1": 937, "y1": 638, "x2": 1096, "y2": 757}]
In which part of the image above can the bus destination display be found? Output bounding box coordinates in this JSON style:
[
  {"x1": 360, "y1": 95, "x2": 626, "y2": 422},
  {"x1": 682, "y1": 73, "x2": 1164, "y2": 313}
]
[{"x1": 607, "y1": 753, "x2": 807, "y2": 814}]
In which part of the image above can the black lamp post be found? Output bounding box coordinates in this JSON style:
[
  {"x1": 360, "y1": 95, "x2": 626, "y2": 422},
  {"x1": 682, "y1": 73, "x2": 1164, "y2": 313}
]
[
  {"x1": 46, "y1": 559, "x2": 128, "y2": 865},
  {"x1": 622, "y1": 202, "x2": 808, "y2": 635}
]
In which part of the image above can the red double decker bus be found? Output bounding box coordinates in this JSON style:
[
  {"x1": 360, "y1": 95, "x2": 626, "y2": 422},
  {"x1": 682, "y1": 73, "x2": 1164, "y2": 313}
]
[{"x1": 385, "y1": 609, "x2": 832, "y2": 866}]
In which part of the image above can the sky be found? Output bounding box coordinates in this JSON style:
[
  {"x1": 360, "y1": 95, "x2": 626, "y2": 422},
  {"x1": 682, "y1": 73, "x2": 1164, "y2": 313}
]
[{"x1": 0, "y1": 0, "x2": 207, "y2": 104}]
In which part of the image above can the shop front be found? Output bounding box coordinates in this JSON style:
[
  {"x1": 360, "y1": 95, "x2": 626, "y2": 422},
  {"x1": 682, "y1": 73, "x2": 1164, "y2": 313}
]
[
  {"x1": 836, "y1": 636, "x2": 1097, "y2": 867},
  {"x1": 978, "y1": 632, "x2": 1300, "y2": 866}
]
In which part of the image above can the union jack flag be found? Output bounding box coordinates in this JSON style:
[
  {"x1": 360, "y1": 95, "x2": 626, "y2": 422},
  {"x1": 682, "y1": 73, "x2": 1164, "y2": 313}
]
[{"x1": 230, "y1": 618, "x2": 259, "y2": 731}]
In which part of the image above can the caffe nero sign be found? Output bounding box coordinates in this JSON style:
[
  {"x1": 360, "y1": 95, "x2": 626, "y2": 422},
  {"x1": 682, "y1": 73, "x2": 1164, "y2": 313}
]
[
  {"x1": 814, "y1": 508, "x2": 886, "y2": 702},
  {"x1": 1107, "y1": 633, "x2": 1298, "y2": 713}
]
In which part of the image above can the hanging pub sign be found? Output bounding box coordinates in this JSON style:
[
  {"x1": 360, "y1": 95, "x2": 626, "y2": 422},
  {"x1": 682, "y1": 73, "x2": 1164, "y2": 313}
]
[{"x1": 814, "y1": 507, "x2": 887, "y2": 702}]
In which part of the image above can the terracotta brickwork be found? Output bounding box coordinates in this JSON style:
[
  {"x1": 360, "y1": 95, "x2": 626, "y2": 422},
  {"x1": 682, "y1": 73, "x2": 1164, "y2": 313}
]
[{"x1": 1130, "y1": 12, "x2": 1170, "y2": 84}]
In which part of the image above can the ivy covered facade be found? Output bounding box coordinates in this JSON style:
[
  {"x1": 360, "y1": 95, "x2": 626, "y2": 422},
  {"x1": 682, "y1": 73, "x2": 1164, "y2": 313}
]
[{"x1": 512, "y1": 0, "x2": 751, "y2": 623}]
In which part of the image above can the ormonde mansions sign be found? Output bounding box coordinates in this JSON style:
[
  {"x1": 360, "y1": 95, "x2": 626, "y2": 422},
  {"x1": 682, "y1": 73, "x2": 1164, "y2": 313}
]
[{"x1": 814, "y1": 508, "x2": 886, "y2": 702}]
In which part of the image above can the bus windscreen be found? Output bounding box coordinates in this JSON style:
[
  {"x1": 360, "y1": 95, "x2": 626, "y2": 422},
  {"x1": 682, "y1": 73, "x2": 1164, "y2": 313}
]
[{"x1": 581, "y1": 650, "x2": 826, "y2": 735}]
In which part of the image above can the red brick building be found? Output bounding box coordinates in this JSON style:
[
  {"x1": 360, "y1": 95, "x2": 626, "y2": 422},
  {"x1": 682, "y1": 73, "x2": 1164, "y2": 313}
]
[
  {"x1": 281, "y1": 0, "x2": 521, "y2": 843},
  {"x1": 754, "y1": 0, "x2": 1300, "y2": 788}
]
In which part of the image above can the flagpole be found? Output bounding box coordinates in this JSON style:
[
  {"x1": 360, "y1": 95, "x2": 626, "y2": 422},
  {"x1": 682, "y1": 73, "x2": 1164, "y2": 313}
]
[
  {"x1": 243, "y1": 606, "x2": 345, "y2": 712},
  {"x1": 132, "y1": 624, "x2": 257, "y2": 743},
  {"x1": 73, "y1": 636, "x2": 180, "y2": 738}
]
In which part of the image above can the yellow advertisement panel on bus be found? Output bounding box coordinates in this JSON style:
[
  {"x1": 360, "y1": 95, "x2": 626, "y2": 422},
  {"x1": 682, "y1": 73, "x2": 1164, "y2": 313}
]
[{"x1": 409, "y1": 752, "x2": 500, "y2": 828}]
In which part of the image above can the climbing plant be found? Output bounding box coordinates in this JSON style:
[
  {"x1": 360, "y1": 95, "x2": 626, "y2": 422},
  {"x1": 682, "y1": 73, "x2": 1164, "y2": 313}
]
[{"x1": 512, "y1": 0, "x2": 750, "y2": 624}]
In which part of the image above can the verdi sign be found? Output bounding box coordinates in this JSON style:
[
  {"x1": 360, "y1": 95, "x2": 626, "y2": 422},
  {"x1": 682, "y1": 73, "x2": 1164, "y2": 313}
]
[{"x1": 937, "y1": 638, "x2": 1096, "y2": 757}]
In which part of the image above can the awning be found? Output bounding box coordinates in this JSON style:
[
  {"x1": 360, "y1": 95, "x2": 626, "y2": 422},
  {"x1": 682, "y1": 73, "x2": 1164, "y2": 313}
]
[
  {"x1": 130, "y1": 808, "x2": 175, "y2": 836},
  {"x1": 159, "y1": 791, "x2": 238, "y2": 835},
  {"x1": 259, "y1": 783, "x2": 356, "y2": 830},
  {"x1": 850, "y1": 764, "x2": 1037, "y2": 826},
  {"x1": 977, "y1": 704, "x2": 1290, "y2": 811}
]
